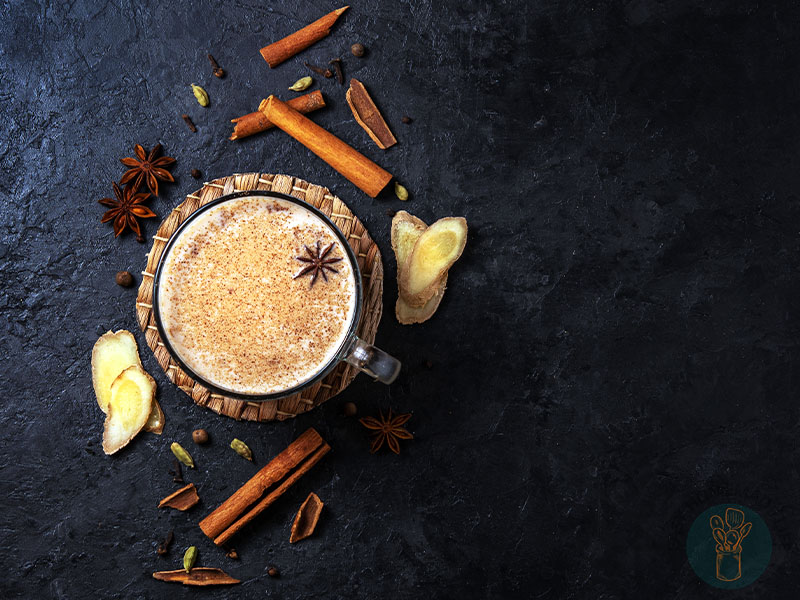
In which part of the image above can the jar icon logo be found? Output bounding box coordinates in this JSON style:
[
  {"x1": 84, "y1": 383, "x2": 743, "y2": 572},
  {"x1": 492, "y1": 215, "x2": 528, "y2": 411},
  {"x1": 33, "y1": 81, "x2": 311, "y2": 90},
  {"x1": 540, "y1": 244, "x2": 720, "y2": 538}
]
[
  {"x1": 687, "y1": 503, "x2": 771, "y2": 589},
  {"x1": 710, "y1": 508, "x2": 752, "y2": 582}
]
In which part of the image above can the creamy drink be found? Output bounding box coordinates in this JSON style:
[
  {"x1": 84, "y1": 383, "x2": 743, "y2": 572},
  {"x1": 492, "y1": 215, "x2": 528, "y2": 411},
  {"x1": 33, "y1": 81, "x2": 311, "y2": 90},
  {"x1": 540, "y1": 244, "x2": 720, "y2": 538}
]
[{"x1": 157, "y1": 196, "x2": 358, "y2": 395}]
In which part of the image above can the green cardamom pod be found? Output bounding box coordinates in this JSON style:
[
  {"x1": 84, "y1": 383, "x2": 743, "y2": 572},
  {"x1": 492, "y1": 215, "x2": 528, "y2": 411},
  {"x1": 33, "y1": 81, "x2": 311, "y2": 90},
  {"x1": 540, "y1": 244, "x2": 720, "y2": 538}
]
[
  {"x1": 170, "y1": 442, "x2": 195, "y2": 468},
  {"x1": 230, "y1": 438, "x2": 253, "y2": 461},
  {"x1": 394, "y1": 182, "x2": 409, "y2": 201},
  {"x1": 191, "y1": 84, "x2": 209, "y2": 107},
  {"x1": 183, "y1": 546, "x2": 197, "y2": 573},
  {"x1": 288, "y1": 76, "x2": 313, "y2": 92}
]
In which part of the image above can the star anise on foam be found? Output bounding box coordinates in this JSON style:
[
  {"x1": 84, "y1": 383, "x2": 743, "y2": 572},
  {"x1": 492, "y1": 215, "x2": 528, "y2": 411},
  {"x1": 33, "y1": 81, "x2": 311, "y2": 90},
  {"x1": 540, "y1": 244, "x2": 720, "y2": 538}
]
[
  {"x1": 119, "y1": 143, "x2": 176, "y2": 196},
  {"x1": 359, "y1": 409, "x2": 413, "y2": 454},
  {"x1": 98, "y1": 181, "x2": 156, "y2": 242},
  {"x1": 293, "y1": 241, "x2": 343, "y2": 288}
]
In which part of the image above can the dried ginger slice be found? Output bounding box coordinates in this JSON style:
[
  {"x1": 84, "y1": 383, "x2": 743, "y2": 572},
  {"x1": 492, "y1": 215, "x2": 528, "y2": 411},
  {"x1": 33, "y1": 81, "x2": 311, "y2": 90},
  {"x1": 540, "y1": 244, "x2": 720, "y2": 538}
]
[
  {"x1": 391, "y1": 211, "x2": 447, "y2": 324},
  {"x1": 102, "y1": 365, "x2": 156, "y2": 455},
  {"x1": 91, "y1": 330, "x2": 163, "y2": 434},
  {"x1": 399, "y1": 217, "x2": 467, "y2": 307}
]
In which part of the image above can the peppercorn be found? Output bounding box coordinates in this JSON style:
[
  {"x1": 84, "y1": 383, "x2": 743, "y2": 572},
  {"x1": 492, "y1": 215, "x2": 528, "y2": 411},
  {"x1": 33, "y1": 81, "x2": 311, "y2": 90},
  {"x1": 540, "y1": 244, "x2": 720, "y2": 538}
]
[
  {"x1": 343, "y1": 402, "x2": 357, "y2": 417},
  {"x1": 267, "y1": 566, "x2": 280, "y2": 578},
  {"x1": 351, "y1": 43, "x2": 365, "y2": 57},
  {"x1": 191, "y1": 168, "x2": 202, "y2": 179},
  {"x1": 192, "y1": 429, "x2": 209, "y2": 444},
  {"x1": 115, "y1": 271, "x2": 134, "y2": 287}
]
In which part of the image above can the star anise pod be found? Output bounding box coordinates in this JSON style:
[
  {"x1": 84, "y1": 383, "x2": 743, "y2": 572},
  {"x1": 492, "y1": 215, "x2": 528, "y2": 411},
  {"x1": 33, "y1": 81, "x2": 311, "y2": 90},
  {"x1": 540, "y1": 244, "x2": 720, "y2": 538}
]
[
  {"x1": 359, "y1": 409, "x2": 413, "y2": 454},
  {"x1": 293, "y1": 241, "x2": 343, "y2": 287},
  {"x1": 98, "y1": 181, "x2": 157, "y2": 242},
  {"x1": 119, "y1": 143, "x2": 176, "y2": 196}
]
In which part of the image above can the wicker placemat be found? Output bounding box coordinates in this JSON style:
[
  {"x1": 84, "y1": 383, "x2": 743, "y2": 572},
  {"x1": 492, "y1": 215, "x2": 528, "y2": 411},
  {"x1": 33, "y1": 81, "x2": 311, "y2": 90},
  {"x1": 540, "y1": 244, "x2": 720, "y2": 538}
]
[{"x1": 135, "y1": 173, "x2": 383, "y2": 422}]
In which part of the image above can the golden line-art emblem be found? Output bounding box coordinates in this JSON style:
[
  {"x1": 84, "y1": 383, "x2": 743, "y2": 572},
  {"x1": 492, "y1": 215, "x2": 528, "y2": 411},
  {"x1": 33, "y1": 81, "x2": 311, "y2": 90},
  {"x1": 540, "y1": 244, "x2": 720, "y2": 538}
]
[{"x1": 709, "y1": 508, "x2": 753, "y2": 582}]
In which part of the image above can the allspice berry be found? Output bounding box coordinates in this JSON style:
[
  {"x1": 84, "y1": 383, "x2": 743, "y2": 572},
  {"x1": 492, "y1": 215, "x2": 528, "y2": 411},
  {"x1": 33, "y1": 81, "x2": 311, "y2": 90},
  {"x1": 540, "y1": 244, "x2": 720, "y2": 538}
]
[
  {"x1": 192, "y1": 429, "x2": 209, "y2": 444},
  {"x1": 350, "y1": 43, "x2": 365, "y2": 57},
  {"x1": 115, "y1": 271, "x2": 134, "y2": 287},
  {"x1": 343, "y1": 402, "x2": 357, "y2": 417},
  {"x1": 267, "y1": 566, "x2": 280, "y2": 578}
]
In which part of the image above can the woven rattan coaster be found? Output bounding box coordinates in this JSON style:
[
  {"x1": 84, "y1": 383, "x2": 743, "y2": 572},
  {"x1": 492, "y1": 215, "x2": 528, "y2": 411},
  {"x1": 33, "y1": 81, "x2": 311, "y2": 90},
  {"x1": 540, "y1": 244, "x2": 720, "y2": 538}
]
[{"x1": 135, "y1": 173, "x2": 383, "y2": 422}]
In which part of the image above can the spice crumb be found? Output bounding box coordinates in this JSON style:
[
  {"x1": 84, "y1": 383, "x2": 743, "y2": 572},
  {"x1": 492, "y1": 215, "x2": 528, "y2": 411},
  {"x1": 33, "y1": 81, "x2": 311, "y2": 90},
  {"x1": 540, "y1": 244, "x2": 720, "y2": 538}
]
[
  {"x1": 401, "y1": 116, "x2": 412, "y2": 124},
  {"x1": 225, "y1": 548, "x2": 239, "y2": 560},
  {"x1": 182, "y1": 114, "x2": 197, "y2": 132}
]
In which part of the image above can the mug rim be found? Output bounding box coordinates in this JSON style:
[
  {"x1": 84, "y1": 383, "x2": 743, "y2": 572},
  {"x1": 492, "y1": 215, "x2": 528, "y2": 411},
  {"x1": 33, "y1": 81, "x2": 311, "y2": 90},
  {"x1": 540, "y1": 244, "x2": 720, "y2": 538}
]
[{"x1": 151, "y1": 190, "x2": 364, "y2": 402}]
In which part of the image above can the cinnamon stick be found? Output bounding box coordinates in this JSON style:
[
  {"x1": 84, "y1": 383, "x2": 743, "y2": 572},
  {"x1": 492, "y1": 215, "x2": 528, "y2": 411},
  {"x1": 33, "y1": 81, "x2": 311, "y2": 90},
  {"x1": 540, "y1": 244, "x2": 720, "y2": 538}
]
[
  {"x1": 260, "y1": 96, "x2": 393, "y2": 197},
  {"x1": 229, "y1": 90, "x2": 325, "y2": 141},
  {"x1": 346, "y1": 78, "x2": 397, "y2": 149},
  {"x1": 199, "y1": 428, "x2": 330, "y2": 546},
  {"x1": 260, "y1": 6, "x2": 349, "y2": 68},
  {"x1": 153, "y1": 568, "x2": 240, "y2": 586},
  {"x1": 158, "y1": 483, "x2": 200, "y2": 511}
]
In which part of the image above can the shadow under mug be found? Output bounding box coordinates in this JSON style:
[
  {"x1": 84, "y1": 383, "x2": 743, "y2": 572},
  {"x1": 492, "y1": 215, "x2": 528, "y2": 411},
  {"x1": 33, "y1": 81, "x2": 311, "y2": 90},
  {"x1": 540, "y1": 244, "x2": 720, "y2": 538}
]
[{"x1": 151, "y1": 190, "x2": 401, "y2": 401}]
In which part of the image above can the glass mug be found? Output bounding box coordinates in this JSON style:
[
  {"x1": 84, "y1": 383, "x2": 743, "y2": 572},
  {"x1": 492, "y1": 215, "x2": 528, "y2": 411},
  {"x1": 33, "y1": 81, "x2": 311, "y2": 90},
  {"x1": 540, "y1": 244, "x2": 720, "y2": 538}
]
[{"x1": 152, "y1": 190, "x2": 401, "y2": 401}]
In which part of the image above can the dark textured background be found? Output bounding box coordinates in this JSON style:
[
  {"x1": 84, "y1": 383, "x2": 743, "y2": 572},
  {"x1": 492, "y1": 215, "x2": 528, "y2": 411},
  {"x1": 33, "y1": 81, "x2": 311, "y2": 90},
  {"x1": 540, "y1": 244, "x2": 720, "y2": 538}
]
[{"x1": 2, "y1": 1, "x2": 800, "y2": 598}]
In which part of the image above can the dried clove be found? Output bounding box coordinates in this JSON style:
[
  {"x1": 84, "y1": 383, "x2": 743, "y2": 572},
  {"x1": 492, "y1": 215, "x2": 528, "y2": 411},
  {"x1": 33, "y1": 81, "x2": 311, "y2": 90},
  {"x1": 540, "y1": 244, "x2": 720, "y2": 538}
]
[
  {"x1": 305, "y1": 61, "x2": 333, "y2": 78},
  {"x1": 329, "y1": 58, "x2": 344, "y2": 84},
  {"x1": 208, "y1": 54, "x2": 225, "y2": 78},
  {"x1": 157, "y1": 530, "x2": 174, "y2": 556},
  {"x1": 182, "y1": 114, "x2": 197, "y2": 132},
  {"x1": 169, "y1": 458, "x2": 184, "y2": 484}
]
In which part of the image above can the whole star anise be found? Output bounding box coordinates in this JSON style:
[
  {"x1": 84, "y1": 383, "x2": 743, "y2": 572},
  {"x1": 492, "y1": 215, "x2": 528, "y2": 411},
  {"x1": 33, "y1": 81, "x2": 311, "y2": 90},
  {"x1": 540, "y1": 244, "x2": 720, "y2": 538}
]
[
  {"x1": 293, "y1": 241, "x2": 343, "y2": 287},
  {"x1": 119, "y1": 143, "x2": 176, "y2": 196},
  {"x1": 359, "y1": 409, "x2": 413, "y2": 454},
  {"x1": 98, "y1": 181, "x2": 156, "y2": 242}
]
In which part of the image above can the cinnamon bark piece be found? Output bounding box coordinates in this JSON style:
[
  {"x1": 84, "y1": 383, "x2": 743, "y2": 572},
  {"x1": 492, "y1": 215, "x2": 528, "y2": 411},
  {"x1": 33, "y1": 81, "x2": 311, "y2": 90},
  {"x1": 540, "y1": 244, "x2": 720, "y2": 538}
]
[
  {"x1": 199, "y1": 428, "x2": 330, "y2": 546},
  {"x1": 158, "y1": 483, "x2": 200, "y2": 511},
  {"x1": 290, "y1": 492, "x2": 324, "y2": 543},
  {"x1": 260, "y1": 96, "x2": 393, "y2": 197},
  {"x1": 346, "y1": 79, "x2": 397, "y2": 149},
  {"x1": 152, "y1": 568, "x2": 240, "y2": 586},
  {"x1": 229, "y1": 91, "x2": 325, "y2": 140},
  {"x1": 260, "y1": 6, "x2": 349, "y2": 68}
]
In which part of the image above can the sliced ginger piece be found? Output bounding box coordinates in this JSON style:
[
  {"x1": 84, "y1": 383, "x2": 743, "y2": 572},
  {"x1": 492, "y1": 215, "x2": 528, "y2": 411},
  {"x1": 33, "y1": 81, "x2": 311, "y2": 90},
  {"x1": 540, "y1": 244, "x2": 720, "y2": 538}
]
[
  {"x1": 103, "y1": 365, "x2": 156, "y2": 455},
  {"x1": 391, "y1": 211, "x2": 448, "y2": 324},
  {"x1": 399, "y1": 217, "x2": 467, "y2": 307},
  {"x1": 91, "y1": 329, "x2": 163, "y2": 434},
  {"x1": 92, "y1": 330, "x2": 140, "y2": 412}
]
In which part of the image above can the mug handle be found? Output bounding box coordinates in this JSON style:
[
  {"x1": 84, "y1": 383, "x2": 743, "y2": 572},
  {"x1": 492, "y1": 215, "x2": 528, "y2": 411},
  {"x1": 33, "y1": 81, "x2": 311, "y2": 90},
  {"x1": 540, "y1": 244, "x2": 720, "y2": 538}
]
[{"x1": 343, "y1": 336, "x2": 401, "y2": 384}]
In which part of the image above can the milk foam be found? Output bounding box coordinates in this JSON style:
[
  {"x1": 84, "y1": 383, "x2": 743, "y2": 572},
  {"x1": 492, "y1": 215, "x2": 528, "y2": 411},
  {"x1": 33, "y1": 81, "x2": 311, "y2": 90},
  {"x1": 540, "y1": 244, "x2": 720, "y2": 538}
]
[{"x1": 157, "y1": 196, "x2": 357, "y2": 394}]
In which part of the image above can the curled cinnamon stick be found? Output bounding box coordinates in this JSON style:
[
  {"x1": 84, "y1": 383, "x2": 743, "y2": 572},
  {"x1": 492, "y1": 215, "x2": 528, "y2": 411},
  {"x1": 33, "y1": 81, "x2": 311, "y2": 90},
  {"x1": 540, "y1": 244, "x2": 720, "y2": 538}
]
[
  {"x1": 290, "y1": 492, "x2": 324, "y2": 543},
  {"x1": 346, "y1": 78, "x2": 397, "y2": 149},
  {"x1": 260, "y1": 96, "x2": 393, "y2": 198},
  {"x1": 260, "y1": 6, "x2": 349, "y2": 68},
  {"x1": 153, "y1": 567, "x2": 240, "y2": 586},
  {"x1": 229, "y1": 91, "x2": 326, "y2": 141},
  {"x1": 158, "y1": 483, "x2": 200, "y2": 511},
  {"x1": 199, "y1": 428, "x2": 330, "y2": 546}
]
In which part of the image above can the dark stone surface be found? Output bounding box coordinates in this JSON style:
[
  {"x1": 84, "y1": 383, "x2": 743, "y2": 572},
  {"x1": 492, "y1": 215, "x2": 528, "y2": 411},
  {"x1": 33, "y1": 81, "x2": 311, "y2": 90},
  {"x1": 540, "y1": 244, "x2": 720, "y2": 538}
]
[{"x1": 2, "y1": 1, "x2": 800, "y2": 598}]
